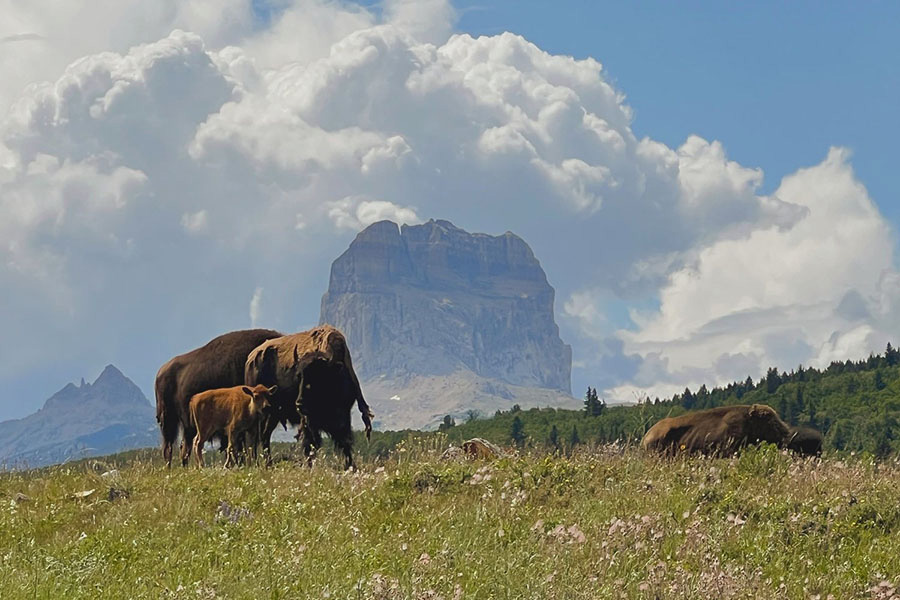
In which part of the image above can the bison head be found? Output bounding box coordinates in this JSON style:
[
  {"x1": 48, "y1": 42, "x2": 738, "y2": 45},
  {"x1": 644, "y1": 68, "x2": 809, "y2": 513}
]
[
  {"x1": 243, "y1": 384, "x2": 278, "y2": 414},
  {"x1": 746, "y1": 404, "x2": 791, "y2": 444}
]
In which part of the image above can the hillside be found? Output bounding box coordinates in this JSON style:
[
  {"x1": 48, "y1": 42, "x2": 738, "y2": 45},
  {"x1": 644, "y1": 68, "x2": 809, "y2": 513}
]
[
  {"x1": 400, "y1": 344, "x2": 900, "y2": 458},
  {"x1": 2, "y1": 445, "x2": 899, "y2": 599}
]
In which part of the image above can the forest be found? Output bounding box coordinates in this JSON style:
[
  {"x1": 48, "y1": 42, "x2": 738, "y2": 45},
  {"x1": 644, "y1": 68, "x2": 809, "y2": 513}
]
[{"x1": 359, "y1": 344, "x2": 900, "y2": 458}]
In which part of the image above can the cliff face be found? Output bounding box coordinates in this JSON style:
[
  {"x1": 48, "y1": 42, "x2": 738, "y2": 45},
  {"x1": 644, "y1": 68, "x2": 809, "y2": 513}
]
[
  {"x1": 0, "y1": 365, "x2": 157, "y2": 468},
  {"x1": 321, "y1": 219, "x2": 572, "y2": 397}
]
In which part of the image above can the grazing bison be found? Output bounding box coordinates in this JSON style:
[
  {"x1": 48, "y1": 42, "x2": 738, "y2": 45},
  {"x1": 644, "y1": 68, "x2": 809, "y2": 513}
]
[
  {"x1": 155, "y1": 329, "x2": 283, "y2": 467},
  {"x1": 641, "y1": 404, "x2": 791, "y2": 456},
  {"x1": 786, "y1": 426, "x2": 824, "y2": 457},
  {"x1": 244, "y1": 324, "x2": 374, "y2": 468},
  {"x1": 190, "y1": 384, "x2": 277, "y2": 468}
]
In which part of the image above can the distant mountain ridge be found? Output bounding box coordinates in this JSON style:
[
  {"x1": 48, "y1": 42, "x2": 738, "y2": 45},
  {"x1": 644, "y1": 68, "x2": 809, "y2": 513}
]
[
  {"x1": 0, "y1": 365, "x2": 157, "y2": 469},
  {"x1": 321, "y1": 219, "x2": 578, "y2": 429}
]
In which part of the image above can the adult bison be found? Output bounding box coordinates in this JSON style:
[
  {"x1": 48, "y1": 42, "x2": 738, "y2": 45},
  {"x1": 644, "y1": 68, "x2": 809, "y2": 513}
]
[
  {"x1": 786, "y1": 426, "x2": 824, "y2": 457},
  {"x1": 641, "y1": 404, "x2": 791, "y2": 456},
  {"x1": 244, "y1": 324, "x2": 373, "y2": 468},
  {"x1": 155, "y1": 328, "x2": 283, "y2": 467}
]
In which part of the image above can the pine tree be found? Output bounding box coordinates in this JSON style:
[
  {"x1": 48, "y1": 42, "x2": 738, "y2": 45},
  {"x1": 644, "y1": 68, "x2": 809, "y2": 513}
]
[
  {"x1": 548, "y1": 424, "x2": 560, "y2": 450},
  {"x1": 569, "y1": 424, "x2": 580, "y2": 447},
  {"x1": 886, "y1": 343, "x2": 899, "y2": 366},
  {"x1": 875, "y1": 369, "x2": 886, "y2": 391},
  {"x1": 510, "y1": 416, "x2": 526, "y2": 447},
  {"x1": 584, "y1": 387, "x2": 604, "y2": 416},
  {"x1": 681, "y1": 387, "x2": 696, "y2": 410},
  {"x1": 766, "y1": 367, "x2": 781, "y2": 394}
]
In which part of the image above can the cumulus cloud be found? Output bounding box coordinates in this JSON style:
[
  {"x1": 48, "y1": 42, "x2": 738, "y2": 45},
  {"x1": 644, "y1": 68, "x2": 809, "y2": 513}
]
[
  {"x1": 598, "y1": 148, "x2": 896, "y2": 402},
  {"x1": 0, "y1": 0, "x2": 895, "y2": 417},
  {"x1": 328, "y1": 197, "x2": 421, "y2": 231}
]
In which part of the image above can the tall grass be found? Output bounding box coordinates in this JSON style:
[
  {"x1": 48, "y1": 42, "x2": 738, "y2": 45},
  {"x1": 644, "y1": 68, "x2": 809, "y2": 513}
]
[{"x1": 2, "y1": 445, "x2": 899, "y2": 599}]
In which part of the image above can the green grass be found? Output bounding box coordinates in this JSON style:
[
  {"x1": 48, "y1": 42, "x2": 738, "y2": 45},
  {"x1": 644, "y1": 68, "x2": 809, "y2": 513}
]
[{"x1": 2, "y1": 443, "x2": 900, "y2": 599}]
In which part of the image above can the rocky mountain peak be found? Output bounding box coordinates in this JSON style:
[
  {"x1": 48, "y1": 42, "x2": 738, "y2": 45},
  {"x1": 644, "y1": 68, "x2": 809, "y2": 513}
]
[
  {"x1": 321, "y1": 219, "x2": 572, "y2": 398},
  {"x1": 1, "y1": 364, "x2": 156, "y2": 468}
]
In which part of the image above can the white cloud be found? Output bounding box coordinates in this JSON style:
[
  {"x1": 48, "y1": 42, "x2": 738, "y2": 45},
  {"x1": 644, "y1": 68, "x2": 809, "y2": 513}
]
[
  {"x1": 181, "y1": 210, "x2": 209, "y2": 234},
  {"x1": 249, "y1": 287, "x2": 263, "y2": 327},
  {"x1": 599, "y1": 148, "x2": 896, "y2": 402},
  {"x1": 328, "y1": 196, "x2": 421, "y2": 231},
  {"x1": 0, "y1": 0, "x2": 896, "y2": 417}
]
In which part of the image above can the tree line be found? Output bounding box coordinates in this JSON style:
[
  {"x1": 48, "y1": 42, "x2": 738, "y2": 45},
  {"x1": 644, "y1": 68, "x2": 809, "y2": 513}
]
[{"x1": 348, "y1": 344, "x2": 900, "y2": 459}]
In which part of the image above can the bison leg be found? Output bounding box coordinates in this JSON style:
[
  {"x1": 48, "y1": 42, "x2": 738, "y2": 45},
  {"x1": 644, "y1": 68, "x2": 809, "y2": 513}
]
[
  {"x1": 298, "y1": 424, "x2": 322, "y2": 467},
  {"x1": 224, "y1": 439, "x2": 236, "y2": 469},
  {"x1": 193, "y1": 434, "x2": 204, "y2": 469},
  {"x1": 259, "y1": 414, "x2": 280, "y2": 468},
  {"x1": 181, "y1": 426, "x2": 197, "y2": 467},
  {"x1": 162, "y1": 440, "x2": 174, "y2": 468},
  {"x1": 160, "y1": 418, "x2": 179, "y2": 468},
  {"x1": 332, "y1": 426, "x2": 355, "y2": 470},
  {"x1": 339, "y1": 439, "x2": 354, "y2": 470}
]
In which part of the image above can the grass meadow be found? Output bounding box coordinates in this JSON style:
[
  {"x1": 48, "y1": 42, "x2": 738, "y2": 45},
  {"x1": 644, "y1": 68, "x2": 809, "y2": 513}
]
[{"x1": 2, "y1": 440, "x2": 900, "y2": 599}]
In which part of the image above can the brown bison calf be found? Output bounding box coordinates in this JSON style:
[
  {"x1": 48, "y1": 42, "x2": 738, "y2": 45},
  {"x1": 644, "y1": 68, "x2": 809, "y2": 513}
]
[
  {"x1": 641, "y1": 404, "x2": 791, "y2": 456},
  {"x1": 189, "y1": 385, "x2": 277, "y2": 468}
]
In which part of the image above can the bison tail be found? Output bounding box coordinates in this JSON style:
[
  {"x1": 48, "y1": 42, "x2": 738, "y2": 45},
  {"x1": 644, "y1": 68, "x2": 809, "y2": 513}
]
[{"x1": 154, "y1": 371, "x2": 180, "y2": 466}]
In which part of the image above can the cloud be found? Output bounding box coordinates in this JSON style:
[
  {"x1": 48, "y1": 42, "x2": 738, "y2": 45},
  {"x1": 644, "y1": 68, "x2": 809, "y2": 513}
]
[
  {"x1": 249, "y1": 287, "x2": 263, "y2": 327},
  {"x1": 0, "y1": 0, "x2": 895, "y2": 418},
  {"x1": 597, "y1": 148, "x2": 896, "y2": 402},
  {"x1": 181, "y1": 210, "x2": 209, "y2": 234},
  {"x1": 328, "y1": 197, "x2": 421, "y2": 231}
]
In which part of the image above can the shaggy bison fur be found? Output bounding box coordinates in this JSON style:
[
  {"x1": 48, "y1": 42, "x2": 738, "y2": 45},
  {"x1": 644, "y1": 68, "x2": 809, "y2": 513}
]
[
  {"x1": 244, "y1": 324, "x2": 373, "y2": 468},
  {"x1": 641, "y1": 404, "x2": 791, "y2": 456}
]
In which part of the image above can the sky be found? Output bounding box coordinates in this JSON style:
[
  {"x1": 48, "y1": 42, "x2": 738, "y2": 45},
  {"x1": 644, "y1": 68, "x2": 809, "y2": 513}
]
[{"x1": 0, "y1": 0, "x2": 898, "y2": 420}]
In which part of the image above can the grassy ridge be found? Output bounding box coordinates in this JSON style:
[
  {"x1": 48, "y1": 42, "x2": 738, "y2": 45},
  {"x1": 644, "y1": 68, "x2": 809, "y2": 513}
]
[{"x1": 3, "y1": 444, "x2": 900, "y2": 599}]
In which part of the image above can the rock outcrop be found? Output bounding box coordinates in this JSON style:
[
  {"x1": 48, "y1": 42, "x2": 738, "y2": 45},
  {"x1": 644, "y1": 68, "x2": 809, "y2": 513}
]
[
  {"x1": 0, "y1": 365, "x2": 157, "y2": 469},
  {"x1": 321, "y1": 219, "x2": 575, "y2": 428}
]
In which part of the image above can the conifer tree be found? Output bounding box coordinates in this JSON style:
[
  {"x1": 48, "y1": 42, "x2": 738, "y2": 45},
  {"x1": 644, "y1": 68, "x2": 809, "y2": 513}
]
[
  {"x1": 510, "y1": 416, "x2": 526, "y2": 447},
  {"x1": 569, "y1": 424, "x2": 580, "y2": 447},
  {"x1": 548, "y1": 424, "x2": 560, "y2": 450}
]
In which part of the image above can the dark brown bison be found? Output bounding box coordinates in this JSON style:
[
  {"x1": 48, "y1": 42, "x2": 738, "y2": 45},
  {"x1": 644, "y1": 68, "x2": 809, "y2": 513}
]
[
  {"x1": 189, "y1": 384, "x2": 277, "y2": 468},
  {"x1": 155, "y1": 328, "x2": 283, "y2": 467},
  {"x1": 244, "y1": 324, "x2": 373, "y2": 468},
  {"x1": 786, "y1": 426, "x2": 824, "y2": 457},
  {"x1": 641, "y1": 404, "x2": 791, "y2": 456}
]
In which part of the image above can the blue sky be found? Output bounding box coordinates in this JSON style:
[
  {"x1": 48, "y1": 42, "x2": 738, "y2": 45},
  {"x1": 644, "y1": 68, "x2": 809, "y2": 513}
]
[{"x1": 0, "y1": 0, "x2": 898, "y2": 420}]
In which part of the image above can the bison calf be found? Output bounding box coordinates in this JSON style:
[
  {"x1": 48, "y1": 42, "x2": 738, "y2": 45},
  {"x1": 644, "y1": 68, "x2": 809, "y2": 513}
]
[{"x1": 189, "y1": 385, "x2": 277, "y2": 468}]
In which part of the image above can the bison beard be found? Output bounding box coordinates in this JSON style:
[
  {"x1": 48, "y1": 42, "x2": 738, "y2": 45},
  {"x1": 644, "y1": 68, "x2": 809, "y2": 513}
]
[
  {"x1": 295, "y1": 359, "x2": 357, "y2": 469},
  {"x1": 155, "y1": 329, "x2": 283, "y2": 467}
]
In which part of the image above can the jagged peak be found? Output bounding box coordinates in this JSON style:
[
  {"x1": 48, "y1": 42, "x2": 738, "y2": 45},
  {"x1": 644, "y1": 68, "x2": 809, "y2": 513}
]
[{"x1": 94, "y1": 364, "x2": 127, "y2": 386}]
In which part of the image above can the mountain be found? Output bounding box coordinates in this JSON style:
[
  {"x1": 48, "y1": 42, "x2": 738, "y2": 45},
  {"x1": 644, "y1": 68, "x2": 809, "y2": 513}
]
[
  {"x1": 0, "y1": 365, "x2": 157, "y2": 469},
  {"x1": 321, "y1": 219, "x2": 577, "y2": 429}
]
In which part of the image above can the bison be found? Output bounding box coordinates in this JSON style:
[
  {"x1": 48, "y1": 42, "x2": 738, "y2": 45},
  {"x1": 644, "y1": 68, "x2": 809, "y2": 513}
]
[
  {"x1": 155, "y1": 328, "x2": 283, "y2": 467},
  {"x1": 641, "y1": 404, "x2": 791, "y2": 456},
  {"x1": 786, "y1": 426, "x2": 824, "y2": 457},
  {"x1": 189, "y1": 384, "x2": 277, "y2": 468},
  {"x1": 244, "y1": 324, "x2": 373, "y2": 468}
]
